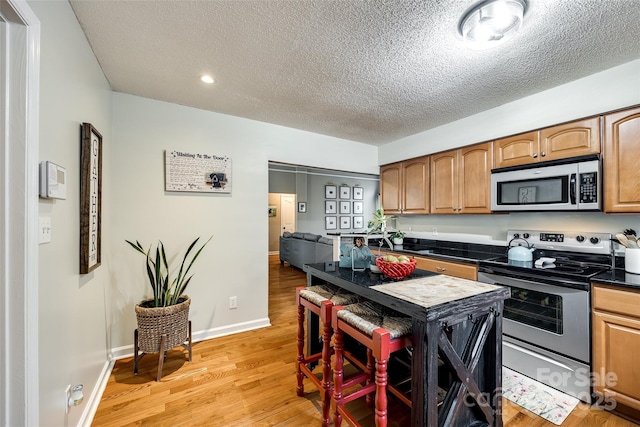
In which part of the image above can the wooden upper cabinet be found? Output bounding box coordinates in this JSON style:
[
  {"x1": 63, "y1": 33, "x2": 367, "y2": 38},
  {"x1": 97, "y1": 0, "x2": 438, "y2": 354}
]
[
  {"x1": 380, "y1": 162, "x2": 402, "y2": 214},
  {"x1": 380, "y1": 156, "x2": 429, "y2": 215},
  {"x1": 604, "y1": 106, "x2": 640, "y2": 213},
  {"x1": 493, "y1": 131, "x2": 539, "y2": 169},
  {"x1": 540, "y1": 117, "x2": 600, "y2": 161},
  {"x1": 431, "y1": 142, "x2": 492, "y2": 214},
  {"x1": 494, "y1": 117, "x2": 601, "y2": 169}
]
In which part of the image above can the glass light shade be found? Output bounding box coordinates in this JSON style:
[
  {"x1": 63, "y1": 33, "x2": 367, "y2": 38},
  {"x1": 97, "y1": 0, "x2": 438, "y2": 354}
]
[{"x1": 459, "y1": 0, "x2": 526, "y2": 49}]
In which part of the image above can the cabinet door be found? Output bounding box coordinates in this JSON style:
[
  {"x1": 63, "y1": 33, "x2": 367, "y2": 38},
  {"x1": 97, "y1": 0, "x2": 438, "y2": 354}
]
[
  {"x1": 459, "y1": 142, "x2": 492, "y2": 213},
  {"x1": 413, "y1": 256, "x2": 477, "y2": 280},
  {"x1": 604, "y1": 107, "x2": 640, "y2": 213},
  {"x1": 380, "y1": 162, "x2": 402, "y2": 214},
  {"x1": 493, "y1": 131, "x2": 540, "y2": 168},
  {"x1": 540, "y1": 117, "x2": 600, "y2": 161},
  {"x1": 430, "y1": 150, "x2": 457, "y2": 214},
  {"x1": 402, "y1": 156, "x2": 430, "y2": 214},
  {"x1": 593, "y1": 310, "x2": 640, "y2": 411}
]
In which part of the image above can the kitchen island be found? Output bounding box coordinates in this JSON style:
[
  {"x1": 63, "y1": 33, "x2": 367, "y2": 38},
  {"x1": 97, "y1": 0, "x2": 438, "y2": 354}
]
[{"x1": 304, "y1": 262, "x2": 510, "y2": 427}]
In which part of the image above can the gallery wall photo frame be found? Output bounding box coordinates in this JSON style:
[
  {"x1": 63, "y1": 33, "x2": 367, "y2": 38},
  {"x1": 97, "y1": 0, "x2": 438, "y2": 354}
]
[
  {"x1": 353, "y1": 201, "x2": 364, "y2": 214},
  {"x1": 353, "y1": 216, "x2": 364, "y2": 229},
  {"x1": 339, "y1": 200, "x2": 351, "y2": 214},
  {"x1": 340, "y1": 216, "x2": 352, "y2": 229},
  {"x1": 339, "y1": 185, "x2": 351, "y2": 199},
  {"x1": 80, "y1": 122, "x2": 102, "y2": 274},
  {"x1": 353, "y1": 186, "x2": 364, "y2": 200},
  {"x1": 298, "y1": 202, "x2": 307, "y2": 213},
  {"x1": 325, "y1": 200, "x2": 337, "y2": 214},
  {"x1": 325, "y1": 216, "x2": 337, "y2": 230},
  {"x1": 325, "y1": 185, "x2": 337, "y2": 199}
]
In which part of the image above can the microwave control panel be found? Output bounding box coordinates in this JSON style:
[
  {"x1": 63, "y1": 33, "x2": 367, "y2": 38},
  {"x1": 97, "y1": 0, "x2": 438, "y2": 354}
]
[{"x1": 579, "y1": 172, "x2": 597, "y2": 203}]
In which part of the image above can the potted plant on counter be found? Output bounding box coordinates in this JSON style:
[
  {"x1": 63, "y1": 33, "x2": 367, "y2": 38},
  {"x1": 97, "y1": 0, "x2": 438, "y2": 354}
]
[
  {"x1": 390, "y1": 230, "x2": 406, "y2": 245},
  {"x1": 125, "y1": 236, "x2": 211, "y2": 381}
]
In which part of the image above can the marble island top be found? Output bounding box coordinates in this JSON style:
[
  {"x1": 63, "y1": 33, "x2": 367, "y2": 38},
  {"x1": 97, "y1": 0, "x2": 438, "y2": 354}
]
[{"x1": 371, "y1": 274, "x2": 504, "y2": 308}]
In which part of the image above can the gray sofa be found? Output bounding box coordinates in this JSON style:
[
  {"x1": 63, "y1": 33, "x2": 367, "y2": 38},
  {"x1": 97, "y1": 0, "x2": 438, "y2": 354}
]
[{"x1": 279, "y1": 232, "x2": 335, "y2": 270}]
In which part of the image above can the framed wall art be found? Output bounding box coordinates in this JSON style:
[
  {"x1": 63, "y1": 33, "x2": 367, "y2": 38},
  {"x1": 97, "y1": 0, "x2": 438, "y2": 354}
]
[
  {"x1": 325, "y1": 216, "x2": 337, "y2": 230},
  {"x1": 353, "y1": 216, "x2": 364, "y2": 229},
  {"x1": 325, "y1": 200, "x2": 337, "y2": 214},
  {"x1": 298, "y1": 202, "x2": 307, "y2": 213},
  {"x1": 353, "y1": 201, "x2": 364, "y2": 214},
  {"x1": 325, "y1": 185, "x2": 337, "y2": 199},
  {"x1": 339, "y1": 185, "x2": 351, "y2": 199},
  {"x1": 340, "y1": 216, "x2": 352, "y2": 229},
  {"x1": 268, "y1": 205, "x2": 277, "y2": 217},
  {"x1": 165, "y1": 149, "x2": 232, "y2": 193},
  {"x1": 353, "y1": 186, "x2": 364, "y2": 200},
  {"x1": 80, "y1": 122, "x2": 102, "y2": 274},
  {"x1": 339, "y1": 201, "x2": 351, "y2": 214}
]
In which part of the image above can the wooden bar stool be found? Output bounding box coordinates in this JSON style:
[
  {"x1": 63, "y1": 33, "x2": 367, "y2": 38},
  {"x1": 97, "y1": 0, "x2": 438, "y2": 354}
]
[
  {"x1": 331, "y1": 301, "x2": 413, "y2": 427},
  {"x1": 296, "y1": 284, "x2": 361, "y2": 426}
]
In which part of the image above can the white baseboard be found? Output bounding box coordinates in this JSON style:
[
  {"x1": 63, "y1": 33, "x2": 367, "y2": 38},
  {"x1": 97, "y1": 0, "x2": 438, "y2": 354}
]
[
  {"x1": 109, "y1": 317, "x2": 272, "y2": 361},
  {"x1": 79, "y1": 358, "x2": 116, "y2": 427}
]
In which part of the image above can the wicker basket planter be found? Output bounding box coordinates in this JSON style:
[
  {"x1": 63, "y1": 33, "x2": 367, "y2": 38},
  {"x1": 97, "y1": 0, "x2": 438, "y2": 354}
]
[{"x1": 134, "y1": 295, "x2": 192, "y2": 381}]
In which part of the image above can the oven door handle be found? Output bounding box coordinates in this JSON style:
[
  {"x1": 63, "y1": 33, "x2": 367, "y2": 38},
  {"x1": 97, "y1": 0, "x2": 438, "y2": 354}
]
[
  {"x1": 504, "y1": 340, "x2": 575, "y2": 371},
  {"x1": 570, "y1": 173, "x2": 577, "y2": 205}
]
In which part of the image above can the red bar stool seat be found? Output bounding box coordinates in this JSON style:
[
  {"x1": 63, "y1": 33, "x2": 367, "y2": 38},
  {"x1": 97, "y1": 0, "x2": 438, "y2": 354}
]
[
  {"x1": 296, "y1": 284, "x2": 361, "y2": 426},
  {"x1": 331, "y1": 301, "x2": 413, "y2": 427}
]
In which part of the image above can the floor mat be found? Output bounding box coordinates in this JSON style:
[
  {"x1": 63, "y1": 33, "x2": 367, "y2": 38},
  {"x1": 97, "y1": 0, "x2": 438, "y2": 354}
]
[{"x1": 502, "y1": 367, "x2": 580, "y2": 425}]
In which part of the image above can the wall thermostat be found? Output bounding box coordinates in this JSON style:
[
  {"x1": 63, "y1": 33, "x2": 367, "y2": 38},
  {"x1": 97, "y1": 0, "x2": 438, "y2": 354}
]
[{"x1": 39, "y1": 161, "x2": 67, "y2": 199}]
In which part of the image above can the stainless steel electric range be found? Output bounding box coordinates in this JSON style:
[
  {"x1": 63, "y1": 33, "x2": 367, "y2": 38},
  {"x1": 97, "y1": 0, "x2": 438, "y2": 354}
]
[{"x1": 477, "y1": 230, "x2": 612, "y2": 403}]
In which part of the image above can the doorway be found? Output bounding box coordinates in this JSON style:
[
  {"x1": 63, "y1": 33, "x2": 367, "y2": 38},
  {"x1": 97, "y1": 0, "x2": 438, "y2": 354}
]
[{"x1": 267, "y1": 193, "x2": 296, "y2": 253}]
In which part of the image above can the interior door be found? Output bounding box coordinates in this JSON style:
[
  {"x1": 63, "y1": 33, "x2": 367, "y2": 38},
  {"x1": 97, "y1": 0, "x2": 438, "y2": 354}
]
[{"x1": 280, "y1": 194, "x2": 296, "y2": 235}]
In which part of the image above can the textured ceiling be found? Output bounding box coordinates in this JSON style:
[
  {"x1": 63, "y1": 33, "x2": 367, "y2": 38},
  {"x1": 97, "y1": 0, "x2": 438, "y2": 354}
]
[{"x1": 69, "y1": 0, "x2": 640, "y2": 145}]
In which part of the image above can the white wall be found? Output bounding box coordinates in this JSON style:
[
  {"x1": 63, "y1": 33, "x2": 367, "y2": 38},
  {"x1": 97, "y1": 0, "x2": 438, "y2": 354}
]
[
  {"x1": 109, "y1": 93, "x2": 379, "y2": 352},
  {"x1": 31, "y1": 0, "x2": 112, "y2": 425},
  {"x1": 379, "y1": 59, "x2": 640, "y2": 164}
]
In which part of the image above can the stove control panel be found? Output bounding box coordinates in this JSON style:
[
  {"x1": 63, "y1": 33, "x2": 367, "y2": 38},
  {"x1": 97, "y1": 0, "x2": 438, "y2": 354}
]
[{"x1": 507, "y1": 230, "x2": 611, "y2": 254}]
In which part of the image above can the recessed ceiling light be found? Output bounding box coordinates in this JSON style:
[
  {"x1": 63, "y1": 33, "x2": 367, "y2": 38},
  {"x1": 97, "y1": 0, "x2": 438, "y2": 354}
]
[
  {"x1": 200, "y1": 74, "x2": 215, "y2": 84},
  {"x1": 458, "y1": 0, "x2": 527, "y2": 50}
]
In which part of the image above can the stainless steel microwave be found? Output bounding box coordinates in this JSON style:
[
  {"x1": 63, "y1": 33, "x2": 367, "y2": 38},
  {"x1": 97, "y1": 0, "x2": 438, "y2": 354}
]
[{"x1": 491, "y1": 155, "x2": 601, "y2": 212}]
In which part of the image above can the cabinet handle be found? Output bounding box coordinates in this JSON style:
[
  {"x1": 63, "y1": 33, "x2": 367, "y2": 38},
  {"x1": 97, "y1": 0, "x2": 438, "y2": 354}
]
[
  {"x1": 541, "y1": 151, "x2": 546, "y2": 157},
  {"x1": 532, "y1": 153, "x2": 538, "y2": 158},
  {"x1": 436, "y1": 267, "x2": 447, "y2": 272}
]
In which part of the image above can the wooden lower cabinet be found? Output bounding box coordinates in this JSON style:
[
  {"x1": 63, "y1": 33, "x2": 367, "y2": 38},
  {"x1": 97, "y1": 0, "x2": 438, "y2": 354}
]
[
  {"x1": 592, "y1": 283, "x2": 640, "y2": 414},
  {"x1": 413, "y1": 256, "x2": 477, "y2": 280}
]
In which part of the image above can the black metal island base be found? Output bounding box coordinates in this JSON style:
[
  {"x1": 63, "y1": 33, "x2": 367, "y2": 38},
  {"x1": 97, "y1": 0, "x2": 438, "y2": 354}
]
[{"x1": 303, "y1": 263, "x2": 510, "y2": 427}]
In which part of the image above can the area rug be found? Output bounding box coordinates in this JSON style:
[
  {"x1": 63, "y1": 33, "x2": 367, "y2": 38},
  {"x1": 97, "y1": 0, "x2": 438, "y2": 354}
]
[{"x1": 502, "y1": 367, "x2": 580, "y2": 425}]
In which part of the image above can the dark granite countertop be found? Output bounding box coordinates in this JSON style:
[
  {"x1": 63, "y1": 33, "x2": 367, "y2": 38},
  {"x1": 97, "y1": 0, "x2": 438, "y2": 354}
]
[
  {"x1": 593, "y1": 269, "x2": 640, "y2": 290},
  {"x1": 367, "y1": 238, "x2": 505, "y2": 264}
]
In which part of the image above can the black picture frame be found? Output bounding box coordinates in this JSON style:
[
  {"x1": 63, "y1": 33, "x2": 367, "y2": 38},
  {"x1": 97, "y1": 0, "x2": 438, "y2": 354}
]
[
  {"x1": 80, "y1": 122, "x2": 102, "y2": 274},
  {"x1": 325, "y1": 200, "x2": 337, "y2": 214},
  {"x1": 298, "y1": 202, "x2": 307, "y2": 213},
  {"x1": 353, "y1": 186, "x2": 364, "y2": 200},
  {"x1": 339, "y1": 185, "x2": 351, "y2": 199},
  {"x1": 325, "y1": 216, "x2": 337, "y2": 230}
]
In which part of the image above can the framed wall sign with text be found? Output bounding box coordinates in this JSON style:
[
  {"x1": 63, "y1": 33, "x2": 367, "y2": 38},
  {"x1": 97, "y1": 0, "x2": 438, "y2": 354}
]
[{"x1": 80, "y1": 122, "x2": 102, "y2": 274}]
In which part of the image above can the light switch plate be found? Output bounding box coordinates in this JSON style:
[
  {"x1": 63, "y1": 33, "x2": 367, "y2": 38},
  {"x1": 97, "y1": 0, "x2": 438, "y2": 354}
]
[{"x1": 39, "y1": 216, "x2": 51, "y2": 244}]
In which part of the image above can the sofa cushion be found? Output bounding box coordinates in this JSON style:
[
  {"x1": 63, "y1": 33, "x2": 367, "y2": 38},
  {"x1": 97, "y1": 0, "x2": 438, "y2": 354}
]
[
  {"x1": 303, "y1": 233, "x2": 321, "y2": 242},
  {"x1": 292, "y1": 232, "x2": 305, "y2": 239},
  {"x1": 282, "y1": 231, "x2": 292, "y2": 238},
  {"x1": 318, "y1": 237, "x2": 333, "y2": 245}
]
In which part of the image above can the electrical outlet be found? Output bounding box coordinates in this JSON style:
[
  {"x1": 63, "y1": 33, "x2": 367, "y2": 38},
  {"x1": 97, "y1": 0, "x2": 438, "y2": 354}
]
[
  {"x1": 39, "y1": 216, "x2": 52, "y2": 244},
  {"x1": 432, "y1": 227, "x2": 438, "y2": 236},
  {"x1": 229, "y1": 296, "x2": 237, "y2": 309},
  {"x1": 65, "y1": 384, "x2": 71, "y2": 414}
]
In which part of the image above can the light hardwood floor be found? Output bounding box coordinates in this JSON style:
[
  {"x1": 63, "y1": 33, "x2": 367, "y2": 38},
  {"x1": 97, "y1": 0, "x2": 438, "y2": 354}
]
[{"x1": 92, "y1": 255, "x2": 638, "y2": 426}]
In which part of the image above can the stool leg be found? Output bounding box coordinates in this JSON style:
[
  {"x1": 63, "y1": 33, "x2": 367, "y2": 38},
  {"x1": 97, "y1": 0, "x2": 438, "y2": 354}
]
[
  {"x1": 332, "y1": 327, "x2": 344, "y2": 427},
  {"x1": 374, "y1": 358, "x2": 389, "y2": 427},
  {"x1": 366, "y1": 348, "x2": 375, "y2": 407},
  {"x1": 321, "y1": 307, "x2": 333, "y2": 426},
  {"x1": 296, "y1": 301, "x2": 305, "y2": 396}
]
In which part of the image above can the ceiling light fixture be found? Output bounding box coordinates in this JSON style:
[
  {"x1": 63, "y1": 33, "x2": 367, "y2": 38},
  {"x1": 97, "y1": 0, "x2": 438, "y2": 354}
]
[
  {"x1": 200, "y1": 74, "x2": 215, "y2": 84},
  {"x1": 458, "y1": 0, "x2": 527, "y2": 50}
]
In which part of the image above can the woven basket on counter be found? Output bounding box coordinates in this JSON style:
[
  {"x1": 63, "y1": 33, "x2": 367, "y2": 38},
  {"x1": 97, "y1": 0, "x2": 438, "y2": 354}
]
[
  {"x1": 135, "y1": 295, "x2": 191, "y2": 353},
  {"x1": 375, "y1": 258, "x2": 416, "y2": 279}
]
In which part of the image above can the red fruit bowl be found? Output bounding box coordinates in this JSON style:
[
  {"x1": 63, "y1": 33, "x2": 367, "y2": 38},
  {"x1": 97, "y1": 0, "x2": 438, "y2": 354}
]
[{"x1": 375, "y1": 257, "x2": 416, "y2": 279}]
